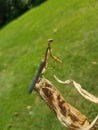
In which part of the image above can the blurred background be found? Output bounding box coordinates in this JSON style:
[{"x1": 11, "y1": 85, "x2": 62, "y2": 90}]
[{"x1": 0, "y1": 0, "x2": 98, "y2": 130}]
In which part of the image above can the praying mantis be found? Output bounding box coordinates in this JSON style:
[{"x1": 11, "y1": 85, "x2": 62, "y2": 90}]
[
  {"x1": 28, "y1": 39, "x2": 62, "y2": 94},
  {"x1": 28, "y1": 40, "x2": 98, "y2": 130}
]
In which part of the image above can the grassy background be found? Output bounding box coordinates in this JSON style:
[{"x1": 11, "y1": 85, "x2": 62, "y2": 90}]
[{"x1": 0, "y1": 0, "x2": 98, "y2": 129}]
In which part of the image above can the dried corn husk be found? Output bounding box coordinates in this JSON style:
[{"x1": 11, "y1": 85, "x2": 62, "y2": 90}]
[{"x1": 34, "y1": 78, "x2": 98, "y2": 130}]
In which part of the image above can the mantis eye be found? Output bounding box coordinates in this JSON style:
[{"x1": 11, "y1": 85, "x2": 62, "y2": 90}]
[{"x1": 48, "y1": 39, "x2": 53, "y2": 43}]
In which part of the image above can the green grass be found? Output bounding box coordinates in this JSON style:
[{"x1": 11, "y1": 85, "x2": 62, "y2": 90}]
[{"x1": 0, "y1": 0, "x2": 98, "y2": 129}]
